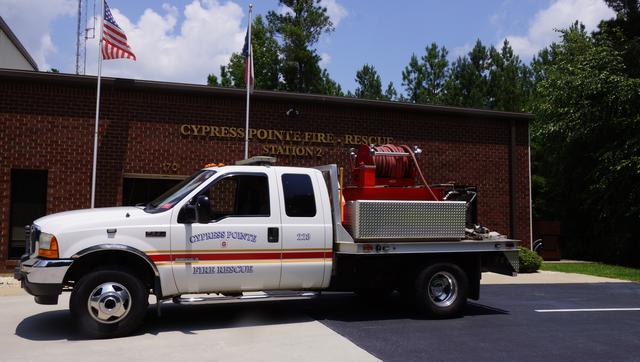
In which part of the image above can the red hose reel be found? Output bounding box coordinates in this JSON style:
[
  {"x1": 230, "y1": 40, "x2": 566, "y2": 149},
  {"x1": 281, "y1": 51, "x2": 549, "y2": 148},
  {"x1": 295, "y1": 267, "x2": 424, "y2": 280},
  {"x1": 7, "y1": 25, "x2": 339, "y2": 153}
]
[{"x1": 344, "y1": 144, "x2": 442, "y2": 202}]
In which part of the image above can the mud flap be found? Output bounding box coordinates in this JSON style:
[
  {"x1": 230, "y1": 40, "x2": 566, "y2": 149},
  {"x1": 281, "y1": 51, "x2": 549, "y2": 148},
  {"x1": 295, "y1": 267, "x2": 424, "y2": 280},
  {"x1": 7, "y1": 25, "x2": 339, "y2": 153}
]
[{"x1": 483, "y1": 250, "x2": 519, "y2": 276}]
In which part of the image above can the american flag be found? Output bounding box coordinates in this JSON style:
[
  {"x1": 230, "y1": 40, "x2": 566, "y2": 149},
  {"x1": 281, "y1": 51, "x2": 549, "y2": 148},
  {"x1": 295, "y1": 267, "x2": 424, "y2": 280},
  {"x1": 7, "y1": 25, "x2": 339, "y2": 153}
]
[
  {"x1": 241, "y1": 26, "x2": 254, "y2": 90},
  {"x1": 102, "y1": 1, "x2": 136, "y2": 60}
]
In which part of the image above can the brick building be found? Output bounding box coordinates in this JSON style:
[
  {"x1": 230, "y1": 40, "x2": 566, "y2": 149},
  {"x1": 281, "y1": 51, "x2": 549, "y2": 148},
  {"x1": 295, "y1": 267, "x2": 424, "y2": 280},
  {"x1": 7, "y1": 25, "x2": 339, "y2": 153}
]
[{"x1": 0, "y1": 69, "x2": 532, "y2": 270}]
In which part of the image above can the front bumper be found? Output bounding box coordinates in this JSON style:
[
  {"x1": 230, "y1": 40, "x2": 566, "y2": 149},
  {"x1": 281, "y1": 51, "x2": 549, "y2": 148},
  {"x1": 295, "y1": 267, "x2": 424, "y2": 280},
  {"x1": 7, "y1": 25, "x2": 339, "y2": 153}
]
[{"x1": 14, "y1": 256, "x2": 73, "y2": 305}]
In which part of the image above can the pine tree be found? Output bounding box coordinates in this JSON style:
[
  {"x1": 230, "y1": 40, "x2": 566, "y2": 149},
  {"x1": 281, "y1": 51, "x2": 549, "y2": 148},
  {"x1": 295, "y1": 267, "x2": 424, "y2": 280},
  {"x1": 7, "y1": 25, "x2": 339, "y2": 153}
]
[
  {"x1": 354, "y1": 64, "x2": 384, "y2": 100},
  {"x1": 220, "y1": 15, "x2": 280, "y2": 89},
  {"x1": 267, "y1": 0, "x2": 334, "y2": 93},
  {"x1": 443, "y1": 39, "x2": 490, "y2": 108},
  {"x1": 319, "y1": 69, "x2": 344, "y2": 96},
  {"x1": 401, "y1": 43, "x2": 449, "y2": 104},
  {"x1": 401, "y1": 54, "x2": 425, "y2": 103},
  {"x1": 422, "y1": 43, "x2": 449, "y2": 104},
  {"x1": 384, "y1": 82, "x2": 397, "y2": 101},
  {"x1": 487, "y1": 39, "x2": 532, "y2": 111},
  {"x1": 207, "y1": 73, "x2": 219, "y2": 86}
]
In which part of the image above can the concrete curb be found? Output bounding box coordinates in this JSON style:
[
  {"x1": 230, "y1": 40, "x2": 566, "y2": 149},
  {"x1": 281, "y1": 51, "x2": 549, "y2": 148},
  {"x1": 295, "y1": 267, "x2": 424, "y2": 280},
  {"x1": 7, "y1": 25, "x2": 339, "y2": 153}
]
[{"x1": 481, "y1": 270, "x2": 633, "y2": 284}]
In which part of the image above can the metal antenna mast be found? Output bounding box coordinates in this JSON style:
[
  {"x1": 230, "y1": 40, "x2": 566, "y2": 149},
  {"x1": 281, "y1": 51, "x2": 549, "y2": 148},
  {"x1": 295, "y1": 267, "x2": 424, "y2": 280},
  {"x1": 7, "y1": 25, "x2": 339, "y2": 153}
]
[{"x1": 75, "y1": 0, "x2": 96, "y2": 75}]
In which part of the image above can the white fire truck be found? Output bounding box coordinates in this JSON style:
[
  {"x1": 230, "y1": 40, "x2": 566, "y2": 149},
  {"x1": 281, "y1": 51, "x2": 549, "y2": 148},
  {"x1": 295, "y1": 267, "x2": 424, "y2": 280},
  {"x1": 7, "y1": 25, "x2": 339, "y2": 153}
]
[{"x1": 15, "y1": 145, "x2": 519, "y2": 338}]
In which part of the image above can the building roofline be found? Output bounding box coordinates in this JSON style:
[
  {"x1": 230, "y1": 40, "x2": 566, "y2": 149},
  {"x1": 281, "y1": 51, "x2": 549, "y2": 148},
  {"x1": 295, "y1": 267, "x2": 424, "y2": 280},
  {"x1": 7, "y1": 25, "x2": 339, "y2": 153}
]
[
  {"x1": 0, "y1": 69, "x2": 534, "y2": 120},
  {"x1": 0, "y1": 16, "x2": 39, "y2": 71}
]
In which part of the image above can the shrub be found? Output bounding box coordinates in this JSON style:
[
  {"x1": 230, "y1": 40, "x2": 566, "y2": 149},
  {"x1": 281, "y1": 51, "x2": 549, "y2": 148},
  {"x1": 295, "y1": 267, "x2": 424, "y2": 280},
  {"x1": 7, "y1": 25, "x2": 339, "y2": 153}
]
[{"x1": 519, "y1": 247, "x2": 543, "y2": 273}]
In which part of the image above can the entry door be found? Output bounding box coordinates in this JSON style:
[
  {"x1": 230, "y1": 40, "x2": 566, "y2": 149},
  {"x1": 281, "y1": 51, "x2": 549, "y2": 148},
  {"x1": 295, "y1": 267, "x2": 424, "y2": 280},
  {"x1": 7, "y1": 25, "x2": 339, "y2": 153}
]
[
  {"x1": 170, "y1": 171, "x2": 282, "y2": 294},
  {"x1": 9, "y1": 169, "x2": 47, "y2": 259}
]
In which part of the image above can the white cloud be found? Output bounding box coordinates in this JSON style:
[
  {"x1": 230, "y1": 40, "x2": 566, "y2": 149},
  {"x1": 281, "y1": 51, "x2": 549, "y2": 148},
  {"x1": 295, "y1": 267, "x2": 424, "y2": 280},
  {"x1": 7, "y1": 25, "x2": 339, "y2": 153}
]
[
  {"x1": 452, "y1": 43, "x2": 472, "y2": 58},
  {"x1": 503, "y1": 0, "x2": 615, "y2": 58},
  {"x1": 84, "y1": 0, "x2": 246, "y2": 84},
  {"x1": 1, "y1": 0, "x2": 343, "y2": 83},
  {"x1": 278, "y1": 0, "x2": 347, "y2": 27},
  {"x1": 489, "y1": 0, "x2": 512, "y2": 38},
  {"x1": 277, "y1": 3, "x2": 294, "y2": 16},
  {"x1": 319, "y1": 52, "x2": 331, "y2": 68},
  {"x1": 322, "y1": 0, "x2": 347, "y2": 27},
  {"x1": 0, "y1": 0, "x2": 76, "y2": 70}
]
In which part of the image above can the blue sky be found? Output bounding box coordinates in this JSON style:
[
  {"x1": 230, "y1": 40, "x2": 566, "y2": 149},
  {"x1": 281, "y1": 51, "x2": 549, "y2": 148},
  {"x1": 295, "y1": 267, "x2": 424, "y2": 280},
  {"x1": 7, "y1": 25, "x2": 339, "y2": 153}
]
[{"x1": 0, "y1": 0, "x2": 614, "y2": 95}]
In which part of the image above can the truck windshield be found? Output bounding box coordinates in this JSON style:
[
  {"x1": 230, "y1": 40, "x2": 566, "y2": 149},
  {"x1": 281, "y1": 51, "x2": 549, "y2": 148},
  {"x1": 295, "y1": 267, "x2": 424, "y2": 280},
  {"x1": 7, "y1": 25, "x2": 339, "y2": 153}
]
[{"x1": 144, "y1": 170, "x2": 216, "y2": 213}]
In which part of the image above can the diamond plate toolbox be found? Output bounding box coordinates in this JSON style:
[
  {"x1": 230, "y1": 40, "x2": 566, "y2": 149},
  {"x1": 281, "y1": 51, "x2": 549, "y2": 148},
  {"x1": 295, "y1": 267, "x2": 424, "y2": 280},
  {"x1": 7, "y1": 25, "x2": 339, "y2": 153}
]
[{"x1": 344, "y1": 200, "x2": 466, "y2": 241}]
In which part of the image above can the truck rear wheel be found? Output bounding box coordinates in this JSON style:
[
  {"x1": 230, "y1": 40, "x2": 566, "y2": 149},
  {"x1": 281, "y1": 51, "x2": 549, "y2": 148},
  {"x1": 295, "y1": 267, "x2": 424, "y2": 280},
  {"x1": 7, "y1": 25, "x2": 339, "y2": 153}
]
[
  {"x1": 70, "y1": 269, "x2": 148, "y2": 338},
  {"x1": 414, "y1": 263, "x2": 468, "y2": 318}
]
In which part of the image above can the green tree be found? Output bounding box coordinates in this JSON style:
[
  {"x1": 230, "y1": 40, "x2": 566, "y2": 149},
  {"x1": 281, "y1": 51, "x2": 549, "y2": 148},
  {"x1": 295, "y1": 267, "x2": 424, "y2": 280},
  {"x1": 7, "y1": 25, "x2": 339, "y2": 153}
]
[
  {"x1": 531, "y1": 22, "x2": 640, "y2": 266},
  {"x1": 219, "y1": 65, "x2": 233, "y2": 87},
  {"x1": 220, "y1": 15, "x2": 281, "y2": 89},
  {"x1": 319, "y1": 69, "x2": 344, "y2": 96},
  {"x1": 443, "y1": 39, "x2": 490, "y2": 108},
  {"x1": 354, "y1": 64, "x2": 384, "y2": 100},
  {"x1": 225, "y1": 53, "x2": 245, "y2": 87},
  {"x1": 401, "y1": 54, "x2": 425, "y2": 103},
  {"x1": 421, "y1": 43, "x2": 449, "y2": 104},
  {"x1": 207, "y1": 73, "x2": 219, "y2": 86},
  {"x1": 487, "y1": 39, "x2": 533, "y2": 112},
  {"x1": 595, "y1": 0, "x2": 640, "y2": 77},
  {"x1": 212, "y1": 3, "x2": 344, "y2": 97},
  {"x1": 267, "y1": 0, "x2": 333, "y2": 93},
  {"x1": 384, "y1": 82, "x2": 397, "y2": 101}
]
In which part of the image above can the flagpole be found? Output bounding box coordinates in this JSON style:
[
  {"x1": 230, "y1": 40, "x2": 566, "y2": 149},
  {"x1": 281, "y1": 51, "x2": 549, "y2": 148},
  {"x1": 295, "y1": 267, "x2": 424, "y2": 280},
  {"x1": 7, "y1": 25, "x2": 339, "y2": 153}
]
[
  {"x1": 244, "y1": 3, "x2": 253, "y2": 160},
  {"x1": 90, "y1": 0, "x2": 105, "y2": 208}
]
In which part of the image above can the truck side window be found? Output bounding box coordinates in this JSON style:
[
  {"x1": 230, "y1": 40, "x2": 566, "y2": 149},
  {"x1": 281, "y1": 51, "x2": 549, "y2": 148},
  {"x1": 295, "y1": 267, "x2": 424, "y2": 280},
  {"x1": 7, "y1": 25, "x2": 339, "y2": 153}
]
[
  {"x1": 206, "y1": 174, "x2": 270, "y2": 220},
  {"x1": 282, "y1": 173, "x2": 316, "y2": 217}
]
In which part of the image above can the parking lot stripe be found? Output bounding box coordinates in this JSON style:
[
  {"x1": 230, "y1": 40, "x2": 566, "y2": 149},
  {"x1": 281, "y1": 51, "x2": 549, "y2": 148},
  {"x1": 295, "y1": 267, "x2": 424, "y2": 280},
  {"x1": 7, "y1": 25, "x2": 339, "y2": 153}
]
[{"x1": 535, "y1": 308, "x2": 640, "y2": 313}]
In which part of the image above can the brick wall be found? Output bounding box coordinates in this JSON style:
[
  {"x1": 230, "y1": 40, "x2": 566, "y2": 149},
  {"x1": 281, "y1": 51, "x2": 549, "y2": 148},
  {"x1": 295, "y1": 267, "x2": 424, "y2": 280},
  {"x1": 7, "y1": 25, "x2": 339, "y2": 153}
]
[{"x1": 0, "y1": 71, "x2": 532, "y2": 270}]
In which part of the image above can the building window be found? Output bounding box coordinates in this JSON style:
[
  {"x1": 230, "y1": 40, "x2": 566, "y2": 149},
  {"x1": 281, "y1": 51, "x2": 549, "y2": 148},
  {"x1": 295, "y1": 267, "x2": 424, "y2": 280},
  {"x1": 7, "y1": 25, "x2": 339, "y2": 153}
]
[
  {"x1": 122, "y1": 177, "x2": 183, "y2": 206},
  {"x1": 282, "y1": 174, "x2": 316, "y2": 217},
  {"x1": 9, "y1": 169, "x2": 47, "y2": 259}
]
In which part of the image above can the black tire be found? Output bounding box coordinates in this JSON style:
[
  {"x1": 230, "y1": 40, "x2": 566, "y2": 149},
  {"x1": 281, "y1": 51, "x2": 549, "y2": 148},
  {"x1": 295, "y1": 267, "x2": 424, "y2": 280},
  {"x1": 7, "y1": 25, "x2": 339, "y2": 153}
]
[
  {"x1": 70, "y1": 269, "x2": 148, "y2": 338},
  {"x1": 414, "y1": 263, "x2": 468, "y2": 318}
]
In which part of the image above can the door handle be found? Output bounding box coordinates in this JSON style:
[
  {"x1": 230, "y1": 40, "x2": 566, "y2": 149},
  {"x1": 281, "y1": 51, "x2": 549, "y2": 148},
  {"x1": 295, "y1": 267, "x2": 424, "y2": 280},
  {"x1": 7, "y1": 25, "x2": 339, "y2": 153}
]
[{"x1": 268, "y1": 227, "x2": 279, "y2": 243}]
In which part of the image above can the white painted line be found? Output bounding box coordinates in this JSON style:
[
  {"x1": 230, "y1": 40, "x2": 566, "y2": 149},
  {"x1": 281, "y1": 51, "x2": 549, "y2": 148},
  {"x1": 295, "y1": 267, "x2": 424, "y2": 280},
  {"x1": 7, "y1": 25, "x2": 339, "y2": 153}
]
[{"x1": 536, "y1": 308, "x2": 640, "y2": 313}]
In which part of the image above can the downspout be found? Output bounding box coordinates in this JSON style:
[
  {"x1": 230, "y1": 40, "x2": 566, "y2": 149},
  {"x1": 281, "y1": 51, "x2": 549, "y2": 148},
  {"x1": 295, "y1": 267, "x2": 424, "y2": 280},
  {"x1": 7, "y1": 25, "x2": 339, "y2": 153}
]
[
  {"x1": 509, "y1": 119, "x2": 517, "y2": 241},
  {"x1": 528, "y1": 120, "x2": 533, "y2": 249}
]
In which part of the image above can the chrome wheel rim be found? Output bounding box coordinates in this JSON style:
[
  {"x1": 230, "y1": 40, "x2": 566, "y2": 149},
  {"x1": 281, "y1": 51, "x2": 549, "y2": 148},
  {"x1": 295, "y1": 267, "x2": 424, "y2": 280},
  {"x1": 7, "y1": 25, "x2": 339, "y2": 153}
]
[
  {"x1": 87, "y1": 282, "x2": 131, "y2": 324},
  {"x1": 428, "y1": 271, "x2": 458, "y2": 308}
]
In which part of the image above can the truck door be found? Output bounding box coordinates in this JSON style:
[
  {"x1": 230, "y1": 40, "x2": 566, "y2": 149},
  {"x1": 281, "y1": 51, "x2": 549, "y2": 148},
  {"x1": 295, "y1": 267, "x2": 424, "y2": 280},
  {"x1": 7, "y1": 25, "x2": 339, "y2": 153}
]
[
  {"x1": 275, "y1": 170, "x2": 331, "y2": 289},
  {"x1": 170, "y1": 170, "x2": 282, "y2": 294}
]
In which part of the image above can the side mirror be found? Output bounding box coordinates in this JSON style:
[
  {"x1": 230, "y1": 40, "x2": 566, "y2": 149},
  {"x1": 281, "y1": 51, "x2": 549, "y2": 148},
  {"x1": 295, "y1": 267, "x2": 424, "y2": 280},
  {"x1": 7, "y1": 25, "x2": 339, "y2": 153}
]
[
  {"x1": 178, "y1": 194, "x2": 211, "y2": 224},
  {"x1": 194, "y1": 194, "x2": 212, "y2": 223},
  {"x1": 178, "y1": 203, "x2": 196, "y2": 224}
]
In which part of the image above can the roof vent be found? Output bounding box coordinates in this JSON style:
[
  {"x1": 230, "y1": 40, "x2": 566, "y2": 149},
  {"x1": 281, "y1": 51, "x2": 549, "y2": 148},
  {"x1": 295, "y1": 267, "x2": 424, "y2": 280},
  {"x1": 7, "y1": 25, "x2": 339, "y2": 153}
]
[{"x1": 235, "y1": 156, "x2": 277, "y2": 166}]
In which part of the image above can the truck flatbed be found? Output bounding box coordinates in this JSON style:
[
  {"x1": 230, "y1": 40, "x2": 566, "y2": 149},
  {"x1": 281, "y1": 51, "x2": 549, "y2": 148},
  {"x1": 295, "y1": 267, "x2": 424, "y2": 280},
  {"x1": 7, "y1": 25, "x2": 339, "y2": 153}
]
[{"x1": 335, "y1": 239, "x2": 519, "y2": 254}]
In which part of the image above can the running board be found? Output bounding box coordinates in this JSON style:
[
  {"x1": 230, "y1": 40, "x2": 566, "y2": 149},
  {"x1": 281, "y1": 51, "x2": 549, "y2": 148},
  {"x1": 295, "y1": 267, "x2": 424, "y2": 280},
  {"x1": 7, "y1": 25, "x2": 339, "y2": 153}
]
[{"x1": 172, "y1": 291, "x2": 319, "y2": 305}]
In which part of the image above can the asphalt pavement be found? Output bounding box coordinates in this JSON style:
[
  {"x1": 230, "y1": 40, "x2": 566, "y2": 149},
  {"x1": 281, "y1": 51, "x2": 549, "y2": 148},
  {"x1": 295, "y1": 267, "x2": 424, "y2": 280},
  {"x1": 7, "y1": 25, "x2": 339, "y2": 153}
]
[
  {"x1": 1, "y1": 272, "x2": 639, "y2": 362},
  {"x1": 313, "y1": 283, "x2": 640, "y2": 362}
]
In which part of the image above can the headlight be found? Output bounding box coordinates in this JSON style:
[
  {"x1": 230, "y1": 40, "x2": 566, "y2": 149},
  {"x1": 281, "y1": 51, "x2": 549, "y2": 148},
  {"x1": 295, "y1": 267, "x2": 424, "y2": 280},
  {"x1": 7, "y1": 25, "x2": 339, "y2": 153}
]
[{"x1": 38, "y1": 232, "x2": 59, "y2": 259}]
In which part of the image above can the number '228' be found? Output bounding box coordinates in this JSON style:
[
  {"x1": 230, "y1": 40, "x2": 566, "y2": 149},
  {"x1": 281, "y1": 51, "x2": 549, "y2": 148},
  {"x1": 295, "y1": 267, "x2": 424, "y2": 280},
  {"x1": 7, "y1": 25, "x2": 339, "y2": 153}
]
[{"x1": 296, "y1": 233, "x2": 311, "y2": 241}]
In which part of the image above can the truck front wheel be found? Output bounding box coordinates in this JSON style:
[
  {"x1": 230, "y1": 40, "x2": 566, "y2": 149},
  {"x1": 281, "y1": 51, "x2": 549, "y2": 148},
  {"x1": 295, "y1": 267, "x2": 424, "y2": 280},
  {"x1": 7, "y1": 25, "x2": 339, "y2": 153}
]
[
  {"x1": 70, "y1": 269, "x2": 148, "y2": 338},
  {"x1": 414, "y1": 263, "x2": 468, "y2": 318}
]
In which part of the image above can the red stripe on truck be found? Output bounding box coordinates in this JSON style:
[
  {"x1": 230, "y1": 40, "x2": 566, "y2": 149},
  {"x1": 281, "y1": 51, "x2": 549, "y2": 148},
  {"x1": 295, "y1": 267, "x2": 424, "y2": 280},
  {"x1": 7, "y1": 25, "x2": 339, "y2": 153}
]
[{"x1": 148, "y1": 251, "x2": 332, "y2": 262}]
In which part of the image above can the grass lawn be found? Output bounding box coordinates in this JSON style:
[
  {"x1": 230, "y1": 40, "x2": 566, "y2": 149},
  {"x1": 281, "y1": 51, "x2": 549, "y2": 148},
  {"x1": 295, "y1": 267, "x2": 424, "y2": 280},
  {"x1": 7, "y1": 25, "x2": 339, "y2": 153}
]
[{"x1": 541, "y1": 262, "x2": 640, "y2": 282}]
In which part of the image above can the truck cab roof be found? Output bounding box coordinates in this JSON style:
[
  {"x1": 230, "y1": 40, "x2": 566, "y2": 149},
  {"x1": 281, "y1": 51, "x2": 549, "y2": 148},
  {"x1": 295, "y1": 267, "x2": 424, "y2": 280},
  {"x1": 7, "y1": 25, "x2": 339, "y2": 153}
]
[{"x1": 202, "y1": 164, "x2": 322, "y2": 175}]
